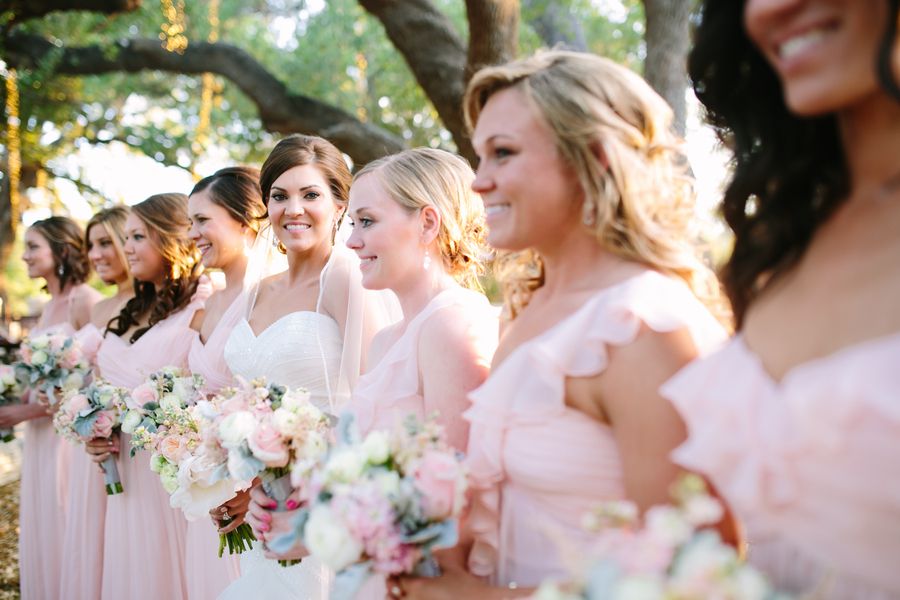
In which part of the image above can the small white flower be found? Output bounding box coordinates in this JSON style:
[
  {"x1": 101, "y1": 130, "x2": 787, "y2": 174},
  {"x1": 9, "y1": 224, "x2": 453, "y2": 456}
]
[
  {"x1": 218, "y1": 411, "x2": 256, "y2": 447},
  {"x1": 271, "y1": 408, "x2": 299, "y2": 436},
  {"x1": 304, "y1": 504, "x2": 363, "y2": 572},
  {"x1": 30, "y1": 350, "x2": 49, "y2": 366},
  {"x1": 280, "y1": 388, "x2": 311, "y2": 411},
  {"x1": 645, "y1": 505, "x2": 693, "y2": 547},
  {"x1": 324, "y1": 449, "x2": 366, "y2": 483},
  {"x1": 683, "y1": 495, "x2": 724, "y2": 527},
  {"x1": 121, "y1": 410, "x2": 143, "y2": 434},
  {"x1": 361, "y1": 430, "x2": 390, "y2": 465},
  {"x1": 31, "y1": 335, "x2": 50, "y2": 350},
  {"x1": 160, "y1": 394, "x2": 182, "y2": 412},
  {"x1": 611, "y1": 575, "x2": 666, "y2": 600},
  {"x1": 373, "y1": 470, "x2": 401, "y2": 496},
  {"x1": 63, "y1": 372, "x2": 84, "y2": 391}
]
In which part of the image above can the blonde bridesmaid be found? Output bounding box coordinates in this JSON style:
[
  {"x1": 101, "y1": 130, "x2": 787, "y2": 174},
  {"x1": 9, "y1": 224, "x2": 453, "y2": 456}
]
[{"x1": 60, "y1": 206, "x2": 134, "y2": 598}]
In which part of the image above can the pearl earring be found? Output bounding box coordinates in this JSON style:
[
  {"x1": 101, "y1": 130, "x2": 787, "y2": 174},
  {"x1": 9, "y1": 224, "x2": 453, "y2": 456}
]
[{"x1": 423, "y1": 253, "x2": 432, "y2": 271}]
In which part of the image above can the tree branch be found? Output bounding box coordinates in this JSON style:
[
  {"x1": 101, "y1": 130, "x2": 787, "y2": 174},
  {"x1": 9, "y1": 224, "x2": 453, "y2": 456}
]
[
  {"x1": 357, "y1": 0, "x2": 472, "y2": 161},
  {"x1": 3, "y1": 0, "x2": 141, "y2": 27},
  {"x1": 521, "y1": 0, "x2": 587, "y2": 51},
  {"x1": 3, "y1": 32, "x2": 405, "y2": 165}
]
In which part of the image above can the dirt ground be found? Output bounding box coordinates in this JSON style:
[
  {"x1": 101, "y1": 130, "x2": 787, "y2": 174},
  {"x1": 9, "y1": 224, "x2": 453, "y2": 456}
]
[{"x1": 0, "y1": 479, "x2": 19, "y2": 599}]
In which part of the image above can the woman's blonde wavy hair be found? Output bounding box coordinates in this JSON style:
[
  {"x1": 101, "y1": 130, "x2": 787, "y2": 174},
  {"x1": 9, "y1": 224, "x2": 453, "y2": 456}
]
[
  {"x1": 354, "y1": 147, "x2": 487, "y2": 290},
  {"x1": 85, "y1": 206, "x2": 132, "y2": 288},
  {"x1": 465, "y1": 50, "x2": 727, "y2": 323}
]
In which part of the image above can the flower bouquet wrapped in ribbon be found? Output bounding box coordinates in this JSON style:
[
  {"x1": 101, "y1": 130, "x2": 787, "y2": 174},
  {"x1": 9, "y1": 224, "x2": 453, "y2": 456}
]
[
  {"x1": 208, "y1": 377, "x2": 331, "y2": 564},
  {"x1": 533, "y1": 475, "x2": 787, "y2": 600},
  {"x1": 15, "y1": 332, "x2": 89, "y2": 405},
  {"x1": 0, "y1": 364, "x2": 22, "y2": 442},
  {"x1": 297, "y1": 415, "x2": 468, "y2": 600},
  {"x1": 53, "y1": 379, "x2": 129, "y2": 494}
]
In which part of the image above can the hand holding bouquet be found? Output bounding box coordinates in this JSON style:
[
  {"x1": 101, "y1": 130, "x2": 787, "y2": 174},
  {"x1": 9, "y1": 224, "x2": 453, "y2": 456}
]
[
  {"x1": 298, "y1": 415, "x2": 468, "y2": 600},
  {"x1": 53, "y1": 379, "x2": 129, "y2": 494},
  {"x1": 533, "y1": 475, "x2": 787, "y2": 600},
  {"x1": 15, "y1": 332, "x2": 89, "y2": 405},
  {"x1": 0, "y1": 365, "x2": 23, "y2": 442},
  {"x1": 210, "y1": 377, "x2": 331, "y2": 564}
]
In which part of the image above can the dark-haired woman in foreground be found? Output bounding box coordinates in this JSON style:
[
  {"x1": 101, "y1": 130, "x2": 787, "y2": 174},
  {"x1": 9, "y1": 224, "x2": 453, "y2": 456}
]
[{"x1": 663, "y1": 1, "x2": 900, "y2": 597}]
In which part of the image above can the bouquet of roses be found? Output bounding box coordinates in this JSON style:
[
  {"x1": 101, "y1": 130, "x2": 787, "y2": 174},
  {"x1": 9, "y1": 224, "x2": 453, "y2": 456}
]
[
  {"x1": 53, "y1": 379, "x2": 130, "y2": 494},
  {"x1": 0, "y1": 364, "x2": 23, "y2": 442},
  {"x1": 296, "y1": 415, "x2": 468, "y2": 600},
  {"x1": 206, "y1": 377, "x2": 331, "y2": 563},
  {"x1": 15, "y1": 332, "x2": 90, "y2": 405},
  {"x1": 533, "y1": 475, "x2": 787, "y2": 600}
]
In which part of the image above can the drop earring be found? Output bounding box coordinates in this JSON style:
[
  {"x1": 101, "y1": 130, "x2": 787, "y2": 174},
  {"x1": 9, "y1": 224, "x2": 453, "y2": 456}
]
[
  {"x1": 423, "y1": 253, "x2": 432, "y2": 271},
  {"x1": 582, "y1": 200, "x2": 596, "y2": 226},
  {"x1": 57, "y1": 264, "x2": 65, "y2": 277}
]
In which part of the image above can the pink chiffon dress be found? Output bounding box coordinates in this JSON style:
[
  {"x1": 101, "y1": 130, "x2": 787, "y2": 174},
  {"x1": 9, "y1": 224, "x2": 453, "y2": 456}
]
[
  {"x1": 58, "y1": 323, "x2": 106, "y2": 599},
  {"x1": 184, "y1": 294, "x2": 244, "y2": 599},
  {"x1": 18, "y1": 321, "x2": 75, "y2": 600},
  {"x1": 96, "y1": 298, "x2": 206, "y2": 600},
  {"x1": 347, "y1": 287, "x2": 498, "y2": 600},
  {"x1": 464, "y1": 271, "x2": 726, "y2": 588},
  {"x1": 663, "y1": 332, "x2": 900, "y2": 599}
]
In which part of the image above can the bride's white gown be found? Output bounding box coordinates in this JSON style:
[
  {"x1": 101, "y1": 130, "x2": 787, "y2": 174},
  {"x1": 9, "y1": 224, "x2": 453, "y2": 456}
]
[{"x1": 219, "y1": 310, "x2": 343, "y2": 600}]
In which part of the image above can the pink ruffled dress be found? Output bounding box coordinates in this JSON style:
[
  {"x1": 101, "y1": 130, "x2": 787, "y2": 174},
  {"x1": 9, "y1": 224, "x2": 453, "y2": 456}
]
[
  {"x1": 184, "y1": 295, "x2": 244, "y2": 599},
  {"x1": 18, "y1": 321, "x2": 75, "y2": 600},
  {"x1": 464, "y1": 271, "x2": 726, "y2": 587},
  {"x1": 96, "y1": 299, "x2": 206, "y2": 600},
  {"x1": 663, "y1": 332, "x2": 900, "y2": 599},
  {"x1": 348, "y1": 287, "x2": 498, "y2": 600},
  {"x1": 58, "y1": 323, "x2": 106, "y2": 599}
]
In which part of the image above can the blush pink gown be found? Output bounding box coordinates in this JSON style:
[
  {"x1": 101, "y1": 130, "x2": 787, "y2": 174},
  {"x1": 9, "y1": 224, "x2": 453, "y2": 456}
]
[
  {"x1": 347, "y1": 287, "x2": 499, "y2": 599},
  {"x1": 96, "y1": 298, "x2": 206, "y2": 600},
  {"x1": 185, "y1": 294, "x2": 244, "y2": 599},
  {"x1": 18, "y1": 321, "x2": 75, "y2": 600},
  {"x1": 58, "y1": 323, "x2": 106, "y2": 599},
  {"x1": 663, "y1": 332, "x2": 900, "y2": 599},
  {"x1": 464, "y1": 271, "x2": 726, "y2": 587}
]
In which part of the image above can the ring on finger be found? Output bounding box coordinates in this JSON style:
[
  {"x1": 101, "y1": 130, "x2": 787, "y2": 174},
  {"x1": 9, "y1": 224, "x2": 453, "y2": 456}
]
[{"x1": 390, "y1": 585, "x2": 404, "y2": 598}]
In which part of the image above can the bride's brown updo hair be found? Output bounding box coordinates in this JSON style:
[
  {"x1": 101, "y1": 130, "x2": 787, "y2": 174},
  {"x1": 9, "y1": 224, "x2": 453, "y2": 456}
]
[{"x1": 106, "y1": 193, "x2": 202, "y2": 342}]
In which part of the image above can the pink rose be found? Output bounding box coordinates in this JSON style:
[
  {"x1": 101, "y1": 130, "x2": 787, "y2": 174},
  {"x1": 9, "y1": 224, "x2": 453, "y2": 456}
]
[
  {"x1": 49, "y1": 335, "x2": 65, "y2": 353},
  {"x1": 66, "y1": 393, "x2": 90, "y2": 417},
  {"x1": 130, "y1": 382, "x2": 159, "y2": 410},
  {"x1": 247, "y1": 421, "x2": 288, "y2": 468},
  {"x1": 92, "y1": 411, "x2": 115, "y2": 439},
  {"x1": 19, "y1": 345, "x2": 32, "y2": 363},
  {"x1": 59, "y1": 348, "x2": 80, "y2": 370},
  {"x1": 158, "y1": 434, "x2": 187, "y2": 463},
  {"x1": 412, "y1": 451, "x2": 466, "y2": 520}
]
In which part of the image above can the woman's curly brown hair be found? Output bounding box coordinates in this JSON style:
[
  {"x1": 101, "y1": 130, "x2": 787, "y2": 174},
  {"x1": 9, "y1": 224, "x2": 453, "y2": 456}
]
[
  {"x1": 106, "y1": 193, "x2": 202, "y2": 342},
  {"x1": 29, "y1": 216, "x2": 91, "y2": 291}
]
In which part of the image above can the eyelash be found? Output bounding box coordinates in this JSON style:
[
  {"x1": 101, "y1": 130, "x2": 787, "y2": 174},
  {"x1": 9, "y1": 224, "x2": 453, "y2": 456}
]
[
  {"x1": 349, "y1": 217, "x2": 373, "y2": 228},
  {"x1": 270, "y1": 191, "x2": 321, "y2": 202}
]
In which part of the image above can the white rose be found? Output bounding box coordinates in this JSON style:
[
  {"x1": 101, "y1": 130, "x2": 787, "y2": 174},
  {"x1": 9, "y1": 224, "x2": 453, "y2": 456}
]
[
  {"x1": 304, "y1": 504, "x2": 363, "y2": 571},
  {"x1": 171, "y1": 377, "x2": 195, "y2": 402},
  {"x1": 361, "y1": 430, "x2": 390, "y2": 465},
  {"x1": 218, "y1": 411, "x2": 256, "y2": 447},
  {"x1": 1, "y1": 371, "x2": 16, "y2": 386},
  {"x1": 63, "y1": 372, "x2": 84, "y2": 391},
  {"x1": 149, "y1": 452, "x2": 168, "y2": 474},
  {"x1": 683, "y1": 494, "x2": 724, "y2": 527},
  {"x1": 160, "y1": 394, "x2": 182, "y2": 412},
  {"x1": 30, "y1": 350, "x2": 48, "y2": 366},
  {"x1": 31, "y1": 335, "x2": 50, "y2": 349},
  {"x1": 280, "y1": 388, "x2": 310, "y2": 411},
  {"x1": 121, "y1": 410, "x2": 143, "y2": 434},
  {"x1": 160, "y1": 466, "x2": 179, "y2": 494},
  {"x1": 272, "y1": 408, "x2": 299, "y2": 436},
  {"x1": 324, "y1": 449, "x2": 365, "y2": 483},
  {"x1": 298, "y1": 431, "x2": 327, "y2": 460},
  {"x1": 645, "y1": 505, "x2": 692, "y2": 547},
  {"x1": 97, "y1": 389, "x2": 115, "y2": 408}
]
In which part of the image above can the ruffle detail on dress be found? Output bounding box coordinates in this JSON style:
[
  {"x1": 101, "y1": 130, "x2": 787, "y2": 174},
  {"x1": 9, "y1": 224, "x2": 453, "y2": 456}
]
[
  {"x1": 75, "y1": 323, "x2": 104, "y2": 364},
  {"x1": 464, "y1": 271, "x2": 726, "y2": 580},
  {"x1": 664, "y1": 332, "x2": 900, "y2": 517}
]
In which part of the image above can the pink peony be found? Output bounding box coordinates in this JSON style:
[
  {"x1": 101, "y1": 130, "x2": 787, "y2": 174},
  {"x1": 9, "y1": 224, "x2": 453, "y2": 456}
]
[
  {"x1": 66, "y1": 393, "x2": 90, "y2": 417},
  {"x1": 411, "y1": 451, "x2": 466, "y2": 520},
  {"x1": 130, "y1": 382, "x2": 159, "y2": 409},
  {"x1": 158, "y1": 434, "x2": 188, "y2": 463},
  {"x1": 247, "y1": 421, "x2": 289, "y2": 467},
  {"x1": 92, "y1": 411, "x2": 116, "y2": 439}
]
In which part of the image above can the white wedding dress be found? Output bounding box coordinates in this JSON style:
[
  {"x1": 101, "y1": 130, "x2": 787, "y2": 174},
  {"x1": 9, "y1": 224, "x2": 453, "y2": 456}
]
[{"x1": 218, "y1": 310, "x2": 343, "y2": 599}]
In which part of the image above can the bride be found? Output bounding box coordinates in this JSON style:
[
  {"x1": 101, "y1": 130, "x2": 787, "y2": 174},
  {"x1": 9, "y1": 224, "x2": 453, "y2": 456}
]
[{"x1": 219, "y1": 134, "x2": 399, "y2": 599}]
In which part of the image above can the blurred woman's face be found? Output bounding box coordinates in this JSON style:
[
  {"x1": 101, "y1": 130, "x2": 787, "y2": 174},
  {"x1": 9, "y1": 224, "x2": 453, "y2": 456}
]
[
  {"x1": 87, "y1": 223, "x2": 129, "y2": 285},
  {"x1": 470, "y1": 86, "x2": 582, "y2": 252},
  {"x1": 123, "y1": 213, "x2": 165, "y2": 284},
  {"x1": 744, "y1": 0, "x2": 895, "y2": 115},
  {"x1": 22, "y1": 228, "x2": 55, "y2": 280},
  {"x1": 188, "y1": 189, "x2": 249, "y2": 270}
]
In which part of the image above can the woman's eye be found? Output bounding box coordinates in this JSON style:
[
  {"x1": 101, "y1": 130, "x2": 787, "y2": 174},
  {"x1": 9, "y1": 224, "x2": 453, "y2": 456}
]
[
  {"x1": 360, "y1": 217, "x2": 373, "y2": 228},
  {"x1": 271, "y1": 193, "x2": 287, "y2": 202},
  {"x1": 304, "y1": 191, "x2": 320, "y2": 201},
  {"x1": 495, "y1": 147, "x2": 513, "y2": 159}
]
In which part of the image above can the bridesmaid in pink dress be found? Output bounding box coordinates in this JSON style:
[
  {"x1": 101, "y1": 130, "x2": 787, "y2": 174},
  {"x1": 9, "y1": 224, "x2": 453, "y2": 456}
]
[
  {"x1": 185, "y1": 166, "x2": 267, "y2": 598},
  {"x1": 661, "y1": 3, "x2": 900, "y2": 598},
  {"x1": 0, "y1": 217, "x2": 101, "y2": 600},
  {"x1": 60, "y1": 207, "x2": 134, "y2": 599},
  {"x1": 254, "y1": 148, "x2": 500, "y2": 589},
  {"x1": 85, "y1": 193, "x2": 208, "y2": 599},
  {"x1": 397, "y1": 52, "x2": 730, "y2": 599}
]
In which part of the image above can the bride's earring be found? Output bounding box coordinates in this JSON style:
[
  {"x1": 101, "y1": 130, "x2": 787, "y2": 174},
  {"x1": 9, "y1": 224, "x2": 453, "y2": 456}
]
[{"x1": 423, "y1": 253, "x2": 432, "y2": 271}]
